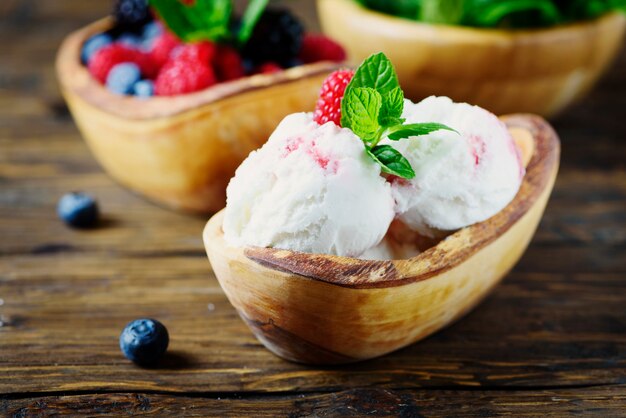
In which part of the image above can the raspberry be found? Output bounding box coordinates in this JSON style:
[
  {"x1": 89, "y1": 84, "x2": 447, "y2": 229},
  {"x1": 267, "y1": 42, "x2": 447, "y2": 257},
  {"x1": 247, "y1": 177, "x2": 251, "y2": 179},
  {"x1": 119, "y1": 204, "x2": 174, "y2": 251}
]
[
  {"x1": 299, "y1": 34, "x2": 346, "y2": 64},
  {"x1": 150, "y1": 32, "x2": 181, "y2": 70},
  {"x1": 176, "y1": 41, "x2": 216, "y2": 65},
  {"x1": 154, "y1": 56, "x2": 216, "y2": 96},
  {"x1": 313, "y1": 70, "x2": 355, "y2": 126},
  {"x1": 213, "y1": 46, "x2": 245, "y2": 82},
  {"x1": 88, "y1": 43, "x2": 142, "y2": 83},
  {"x1": 257, "y1": 62, "x2": 282, "y2": 75}
]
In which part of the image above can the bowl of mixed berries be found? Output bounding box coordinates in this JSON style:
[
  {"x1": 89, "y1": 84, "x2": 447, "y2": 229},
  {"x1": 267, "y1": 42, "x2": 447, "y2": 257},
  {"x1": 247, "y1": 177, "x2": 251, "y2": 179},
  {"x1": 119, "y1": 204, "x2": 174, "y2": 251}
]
[{"x1": 56, "y1": 0, "x2": 346, "y2": 213}]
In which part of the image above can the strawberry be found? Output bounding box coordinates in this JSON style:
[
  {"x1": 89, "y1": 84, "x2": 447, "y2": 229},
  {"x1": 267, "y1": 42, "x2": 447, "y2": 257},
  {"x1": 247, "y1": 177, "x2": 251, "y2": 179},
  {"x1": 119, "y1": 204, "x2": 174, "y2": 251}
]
[
  {"x1": 154, "y1": 56, "x2": 216, "y2": 96},
  {"x1": 175, "y1": 41, "x2": 217, "y2": 65},
  {"x1": 299, "y1": 34, "x2": 346, "y2": 64},
  {"x1": 313, "y1": 69, "x2": 354, "y2": 126},
  {"x1": 150, "y1": 31, "x2": 181, "y2": 70},
  {"x1": 213, "y1": 46, "x2": 245, "y2": 82}
]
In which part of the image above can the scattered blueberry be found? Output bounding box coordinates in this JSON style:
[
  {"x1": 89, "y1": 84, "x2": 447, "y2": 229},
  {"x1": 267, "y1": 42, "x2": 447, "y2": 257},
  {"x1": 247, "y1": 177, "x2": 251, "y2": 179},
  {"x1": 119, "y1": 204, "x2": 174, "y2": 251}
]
[
  {"x1": 133, "y1": 79, "x2": 154, "y2": 97},
  {"x1": 81, "y1": 33, "x2": 113, "y2": 64},
  {"x1": 106, "y1": 63, "x2": 142, "y2": 95},
  {"x1": 57, "y1": 192, "x2": 99, "y2": 228},
  {"x1": 117, "y1": 33, "x2": 142, "y2": 49},
  {"x1": 120, "y1": 319, "x2": 169, "y2": 366}
]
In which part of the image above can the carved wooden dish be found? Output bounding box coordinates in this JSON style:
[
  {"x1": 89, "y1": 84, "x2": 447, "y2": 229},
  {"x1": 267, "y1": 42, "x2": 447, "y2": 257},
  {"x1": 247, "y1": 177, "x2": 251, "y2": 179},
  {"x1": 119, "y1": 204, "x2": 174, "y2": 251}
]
[
  {"x1": 56, "y1": 18, "x2": 340, "y2": 213},
  {"x1": 318, "y1": 0, "x2": 626, "y2": 117},
  {"x1": 203, "y1": 114, "x2": 560, "y2": 364}
]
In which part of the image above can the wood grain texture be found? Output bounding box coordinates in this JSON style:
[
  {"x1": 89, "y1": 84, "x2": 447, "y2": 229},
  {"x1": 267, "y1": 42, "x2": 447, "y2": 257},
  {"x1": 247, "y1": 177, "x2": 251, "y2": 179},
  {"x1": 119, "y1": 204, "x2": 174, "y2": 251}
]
[
  {"x1": 1, "y1": 0, "x2": 626, "y2": 415},
  {"x1": 2, "y1": 386, "x2": 626, "y2": 417}
]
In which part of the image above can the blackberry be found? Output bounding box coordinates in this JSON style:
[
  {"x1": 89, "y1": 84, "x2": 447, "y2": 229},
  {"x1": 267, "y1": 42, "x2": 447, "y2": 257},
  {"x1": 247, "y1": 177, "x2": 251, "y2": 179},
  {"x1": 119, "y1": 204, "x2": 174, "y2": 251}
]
[
  {"x1": 241, "y1": 8, "x2": 304, "y2": 67},
  {"x1": 114, "y1": 0, "x2": 152, "y2": 33}
]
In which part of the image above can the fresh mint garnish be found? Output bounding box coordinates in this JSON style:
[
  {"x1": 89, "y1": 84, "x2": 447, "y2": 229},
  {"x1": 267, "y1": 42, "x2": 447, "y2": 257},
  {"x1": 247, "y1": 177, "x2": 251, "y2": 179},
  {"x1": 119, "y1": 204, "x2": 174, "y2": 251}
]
[
  {"x1": 237, "y1": 0, "x2": 270, "y2": 44},
  {"x1": 341, "y1": 53, "x2": 454, "y2": 179},
  {"x1": 148, "y1": 0, "x2": 269, "y2": 44},
  {"x1": 387, "y1": 123, "x2": 456, "y2": 141},
  {"x1": 367, "y1": 145, "x2": 416, "y2": 178}
]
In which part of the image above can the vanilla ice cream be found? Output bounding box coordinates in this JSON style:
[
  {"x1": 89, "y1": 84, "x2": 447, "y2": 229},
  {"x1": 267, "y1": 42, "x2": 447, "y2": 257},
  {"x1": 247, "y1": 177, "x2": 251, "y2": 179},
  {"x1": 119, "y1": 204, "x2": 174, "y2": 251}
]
[
  {"x1": 223, "y1": 113, "x2": 395, "y2": 257},
  {"x1": 386, "y1": 96, "x2": 524, "y2": 235}
]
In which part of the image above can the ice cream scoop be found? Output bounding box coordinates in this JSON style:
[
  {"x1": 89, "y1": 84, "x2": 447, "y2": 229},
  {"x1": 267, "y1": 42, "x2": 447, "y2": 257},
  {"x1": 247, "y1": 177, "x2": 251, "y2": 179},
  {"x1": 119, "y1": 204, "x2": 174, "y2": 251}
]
[
  {"x1": 223, "y1": 113, "x2": 395, "y2": 257},
  {"x1": 204, "y1": 114, "x2": 560, "y2": 364},
  {"x1": 387, "y1": 96, "x2": 524, "y2": 236}
]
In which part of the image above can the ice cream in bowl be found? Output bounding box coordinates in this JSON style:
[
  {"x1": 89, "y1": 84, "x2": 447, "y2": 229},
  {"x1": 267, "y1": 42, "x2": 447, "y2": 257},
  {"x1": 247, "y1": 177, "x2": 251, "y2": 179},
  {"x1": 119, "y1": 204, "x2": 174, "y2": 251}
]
[{"x1": 203, "y1": 53, "x2": 560, "y2": 364}]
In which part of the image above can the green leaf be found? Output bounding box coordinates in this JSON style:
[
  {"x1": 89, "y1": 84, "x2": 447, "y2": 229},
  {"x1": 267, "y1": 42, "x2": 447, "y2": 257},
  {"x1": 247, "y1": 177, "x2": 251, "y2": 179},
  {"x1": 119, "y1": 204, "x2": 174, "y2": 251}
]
[
  {"x1": 379, "y1": 87, "x2": 405, "y2": 127},
  {"x1": 149, "y1": 0, "x2": 191, "y2": 41},
  {"x1": 149, "y1": 0, "x2": 232, "y2": 42},
  {"x1": 387, "y1": 123, "x2": 456, "y2": 141},
  {"x1": 347, "y1": 52, "x2": 400, "y2": 97},
  {"x1": 237, "y1": 0, "x2": 270, "y2": 44},
  {"x1": 463, "y1": 0, "x2": 561, "y2": 28},
  {"x1": 367, "y1": 145, "x2": 416, "y2": 179},
  {"x1": 420, "y1": 0, "x2": 465, "y2": 24},
  {"x1": 342, "y1": 87, "x2": 383, "y2": 142}
]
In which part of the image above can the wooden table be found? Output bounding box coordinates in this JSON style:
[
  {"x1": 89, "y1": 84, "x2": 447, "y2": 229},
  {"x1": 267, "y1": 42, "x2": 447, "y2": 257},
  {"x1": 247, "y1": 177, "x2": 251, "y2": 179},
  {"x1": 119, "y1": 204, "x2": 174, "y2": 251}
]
[{"x1": 1, "y1": 1, "x2": 625, "y2": 416}]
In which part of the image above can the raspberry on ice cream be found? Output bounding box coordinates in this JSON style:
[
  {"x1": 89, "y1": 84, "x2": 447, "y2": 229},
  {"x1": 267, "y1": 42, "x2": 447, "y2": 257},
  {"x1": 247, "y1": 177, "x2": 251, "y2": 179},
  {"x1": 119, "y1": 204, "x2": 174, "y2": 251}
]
[
  {"x1": 223, "y1": 113, "x2": 395, "y2": 257},
  {"x1": 385, "y1": 96, "x2": 524, "y2": 236}
]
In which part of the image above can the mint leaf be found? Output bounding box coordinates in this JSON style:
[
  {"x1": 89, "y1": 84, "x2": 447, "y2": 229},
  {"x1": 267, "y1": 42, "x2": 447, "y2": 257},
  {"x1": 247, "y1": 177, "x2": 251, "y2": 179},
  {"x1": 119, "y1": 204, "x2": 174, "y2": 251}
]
[
  {"x1": 342, "y1": 87, "x2": 383, "y2": 143},
  {"x1": 237, "y1": 0, "x2": 270, "y2": 44},
  {"x1": 149, "y1": 0, "x2": 232, "y2": 42},
  {"x1": 347, "y1": 52, "x2": 400, "y2": 97},
  {"x1": 387, "y1": 122, "x2": 456, "y2": 140},
  {"x1": 149, "y1": 0, "x2": 191, "y2": 41},
  {"x1": 379, "y1": 87, "x2": 405, "y2": 127},
  {"x1": 368, "y1": 145, "x2": 416, "y2": 179}
]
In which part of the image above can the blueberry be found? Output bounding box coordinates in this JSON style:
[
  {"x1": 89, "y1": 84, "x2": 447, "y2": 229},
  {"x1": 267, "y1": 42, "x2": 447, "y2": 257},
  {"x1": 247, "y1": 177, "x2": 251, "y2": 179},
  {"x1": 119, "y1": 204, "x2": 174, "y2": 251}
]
[
  {"x1": 283, "y1": 58, "x2": 303, "y2": 68},
  {"x1": 120, "y1": 319, "x2": 169, "y2": 366},
  {"x1": 132, "y1": 79, "x2": 154, "y2": 97},
  {"x1": 142, "y1": 21, "x2": 163, "y2": 42},
  {"x1": 81, "y1": 33, "x2": 113, "y2": 64},
  {"x1": 140, "y1": 22, "x2": 163, "y2": 50},
  {"x1": 117, "y1": 33, "x2": 142, "y2": 48},
  {"x1": 57, "y1": 192, "x2": 99, "y2": 228},
  {"x1": 106, "y1": 63, "x2": 142, "y2": 95}
]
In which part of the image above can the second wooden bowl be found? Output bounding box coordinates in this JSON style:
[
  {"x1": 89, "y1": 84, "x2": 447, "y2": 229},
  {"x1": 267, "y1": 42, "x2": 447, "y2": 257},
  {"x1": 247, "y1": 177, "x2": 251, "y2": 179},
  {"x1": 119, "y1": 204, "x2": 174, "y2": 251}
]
[
  {"x1": 56, "y1": 19, "x2": 340, "y2": 213},
  {"x1": 204, "y1": 114, "x2": 560, "y2": 364},
  {"x1": 318, "y1": 0, "x2": 626, "y2": 117}
]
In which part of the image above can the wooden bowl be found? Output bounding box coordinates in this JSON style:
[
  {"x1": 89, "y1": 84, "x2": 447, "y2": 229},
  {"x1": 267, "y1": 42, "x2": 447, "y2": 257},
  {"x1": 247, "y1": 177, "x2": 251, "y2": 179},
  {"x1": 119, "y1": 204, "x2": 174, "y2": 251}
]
[
  {"x1": 318, "y1": 0, "x2": 626, "y2": 117},
  {"x1": 203, "y1": 114, "x2": 560, "y2": 364},
  {"x1": 56, "y1": 18, "x2": 340, "y2": 213}
]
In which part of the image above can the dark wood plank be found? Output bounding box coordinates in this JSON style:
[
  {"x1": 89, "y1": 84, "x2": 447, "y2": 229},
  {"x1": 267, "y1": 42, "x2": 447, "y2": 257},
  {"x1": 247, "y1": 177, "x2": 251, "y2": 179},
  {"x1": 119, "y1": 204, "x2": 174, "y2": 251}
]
[{"x1": 2, "y1": 386, "x2": 626, "y2": 417}]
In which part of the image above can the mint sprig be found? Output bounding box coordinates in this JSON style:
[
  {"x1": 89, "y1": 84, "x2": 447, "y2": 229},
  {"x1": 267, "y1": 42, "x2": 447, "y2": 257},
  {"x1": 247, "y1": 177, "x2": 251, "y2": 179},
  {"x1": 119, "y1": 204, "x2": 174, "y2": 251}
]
[
  {"x1": 341, "y1": 53, "x2": 455, "y2": 179},
  {"x1": 148, "y1": 0, "x2": 269, "y2": 44}
]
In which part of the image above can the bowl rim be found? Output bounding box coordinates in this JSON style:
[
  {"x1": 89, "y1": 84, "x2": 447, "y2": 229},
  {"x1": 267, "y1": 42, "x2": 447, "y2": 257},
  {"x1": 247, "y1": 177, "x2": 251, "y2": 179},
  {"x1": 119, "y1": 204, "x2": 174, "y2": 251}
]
[
  {"x1": 204, "y1": 114, "x2": 560, "y2": 289},
  {"x1": 56, "y1": 17, "x2": 342, "y2": 121},
  {"x1": 319, "y1": 0, "x2": 626, "y2": 39}
]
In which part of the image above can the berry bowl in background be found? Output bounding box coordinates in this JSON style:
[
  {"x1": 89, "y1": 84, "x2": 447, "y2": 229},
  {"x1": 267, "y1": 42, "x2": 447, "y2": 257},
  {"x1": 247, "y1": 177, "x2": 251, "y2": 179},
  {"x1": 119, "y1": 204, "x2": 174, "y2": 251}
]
[
  {"x1": 56, "y1": 18, "x2": 340, "y2": 213},
  {"x1": 318, "y1": 0, "x2": 626, "y2": 118},
  {"x1": 203, "y1": 114, "x2": 560, "y2": 364}
]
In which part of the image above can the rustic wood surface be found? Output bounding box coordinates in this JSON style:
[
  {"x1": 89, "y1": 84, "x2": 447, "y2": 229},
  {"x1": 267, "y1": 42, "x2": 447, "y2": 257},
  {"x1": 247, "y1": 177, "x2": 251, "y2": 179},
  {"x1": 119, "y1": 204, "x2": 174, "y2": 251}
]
[{"x1": 1, "y1": 0, "x2": 625, "y2": 416}]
